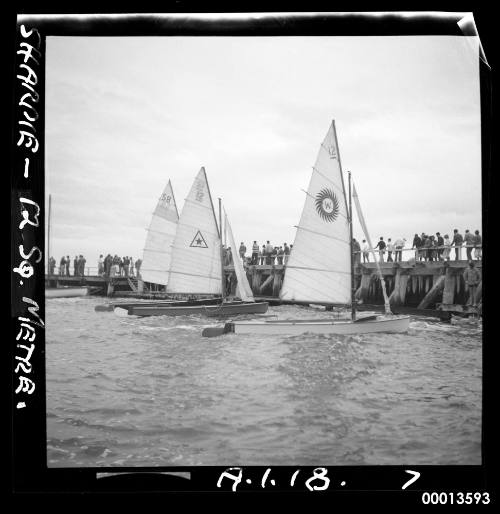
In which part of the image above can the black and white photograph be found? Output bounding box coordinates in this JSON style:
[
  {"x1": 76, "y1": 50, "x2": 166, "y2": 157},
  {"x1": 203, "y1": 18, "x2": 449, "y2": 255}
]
[{"x1": 11, "y1": 11, "x2": 492, "y2": 497}]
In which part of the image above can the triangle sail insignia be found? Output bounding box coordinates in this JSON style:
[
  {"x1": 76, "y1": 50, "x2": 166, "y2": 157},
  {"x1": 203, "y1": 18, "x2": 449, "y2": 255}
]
[
  {"x1": 166, "y1": 167, "x2": 222, "y2": 295},
  {"x1": 190, "y1": 230, "x2": 208, "y2": 248},
  {"x1": 141, "y1": 180, "x2": 179, "y2": 286},
  {"x1": 280, "y1": 121, "x2": 351, "y2": 304},
  {"x1": 224, "y1": 210, "x2": 254, "y2": 302}
]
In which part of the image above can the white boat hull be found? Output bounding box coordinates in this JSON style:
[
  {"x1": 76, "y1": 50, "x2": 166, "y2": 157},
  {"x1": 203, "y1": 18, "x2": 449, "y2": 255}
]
[
  {"x1": 228, "y1": 315, "x2": 410, "y2": 335},
  {"x1": 46, "y1": 287, "x2": 89, "y2": 298}
]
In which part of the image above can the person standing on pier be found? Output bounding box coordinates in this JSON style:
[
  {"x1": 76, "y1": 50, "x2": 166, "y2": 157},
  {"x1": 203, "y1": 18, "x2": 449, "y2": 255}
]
[
  {"x1": 362, "y1": 239, "x2": 370, "y2": 262},
  {"x1": 260, "y1": 245, "x2": 265, "y2": 265},
  {"x1": 452, "y1": 229, "x2": 463, "y2": 260},
  {"x1": 135, "y1": 258, "x2": 142, "y2": 278},
  {"x1": 394, "y1": 237, "x2": 405, "y2": 262},
  {"x1": 123, "y1": 256, "x2": 130, "y2": 276},
  {"x1": 251, "y1": 241, "x2": 259, "y2": 265},
  {"x1": 65, "y1": 256, "x2": 70, "y2": 276},
  {"x1": 73, "y1": 255, "x2": 78, "y2": 276},
  {"x1": 473, "y1": 230, "x2": 482, "y2": 260},
  {"x1": 98, "y1": 255, "x2": 104, "y2": 276},
  {"x1": 239, "y1": 242, "x2": 246, "y2": 263},
  {"x1": 265, "y1": 241, "x2": 273, "y2": 265},
  {"x1": 104, "y1": 254, "x2": 111, "y2": 277},
  {"x1": 436, "y1": 232, "x2": 444, "y2": 260},
  {"x1": 412, "y1": 234, "x2": 421, "y2": 261},
  {"x1": 464, "y1": 229, "x2": 474, "y2": 261},
  {"x1": 283, "y1": 243, "x2": 290, "y2": 264},
  {"x1": 442, "y1": 234, "x2": 451, "y2": 260},
  {"x1": 386, "y1": 238, "x2": 394, "y2": 262},
  {"x1": 130, "y1": 257, "x2": 135, "y2": 276},
  {"x1": 375, "y1": 237, "x2": 386, "y2": 262},
  {"x1": 58, "y1": 256, "x2": 65, "y2": 275},
  {"x1": 49, "y1": 256, "x2": 56, "y2": 275},
  {"x1": 277, "y1": 246, "x2": 284, "y2": 265},
  {"x1": 463, "y1": 261, "x2": 481, "y2": 307},
  {"x1": 80, "y1": 255, "x2": 86, "y2": 276}
]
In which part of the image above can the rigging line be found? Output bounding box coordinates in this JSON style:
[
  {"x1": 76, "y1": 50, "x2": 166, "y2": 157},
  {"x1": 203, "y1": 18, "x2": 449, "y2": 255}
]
[{"x1": 294, "y1": 225, "x2": 350, "y2": 245}]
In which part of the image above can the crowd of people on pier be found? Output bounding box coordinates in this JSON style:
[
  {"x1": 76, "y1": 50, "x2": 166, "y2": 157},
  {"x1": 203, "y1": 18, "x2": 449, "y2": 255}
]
[
  {"x1": 48, "y1": 254, "x2": 142, "y2": 278},
  {"x1": 229, "y1": 228, "x2": 481, "y2": 267},
  {"x1": 350, "y1": 228, "x2": 482, "y2": 264},
  {"x1": 223, "y1": 242, "x2": 293, "y2": 266}
]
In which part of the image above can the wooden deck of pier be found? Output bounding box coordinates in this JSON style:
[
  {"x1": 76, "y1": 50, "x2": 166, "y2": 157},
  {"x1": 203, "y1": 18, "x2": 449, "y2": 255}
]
[{"x1": 46, "y1": 259, "x2": 482, "y2": 313}]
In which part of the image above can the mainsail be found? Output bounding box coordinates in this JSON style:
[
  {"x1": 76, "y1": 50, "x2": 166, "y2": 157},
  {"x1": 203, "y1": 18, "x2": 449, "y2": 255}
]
[
  {"x1": 352, "y1": 183, "x2": 391, "y2": 314},
  {"x1": 141, "y1": 180, "x2": 179, "y2": 285},
  {"x1": 280, "y1": 121, "x2": 351, "y2": 304},
  {"x1": 166, "y1": 167, "x2": 222, "y2": 295},
  {"x1": 224, "y1": 210, "x2": 254, "y2": 302}
]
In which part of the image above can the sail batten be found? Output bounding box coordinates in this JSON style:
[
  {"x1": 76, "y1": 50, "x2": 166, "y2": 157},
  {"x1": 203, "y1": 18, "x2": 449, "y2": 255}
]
[
  {"x1": 166, "y1": 168, "x2": 222, "y2": 295},
  {"x1": 294, "y1": 225, "x2": 350, "y2": 244},
  {"x1": 141, "y1": 180, "x2": 179, "y2": 286},
  {"x1": 280, "y1": 121, "x2": 351, "y2": 304}
]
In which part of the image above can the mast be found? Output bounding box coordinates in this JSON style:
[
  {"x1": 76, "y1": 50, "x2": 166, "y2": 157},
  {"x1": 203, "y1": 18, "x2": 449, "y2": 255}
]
[
  {"x1": 219, "y1": 198, "x2": 226, "y2": 301},
  {"x1": 332, "y1": 120, "x2": 354, "y2": 318},
  {"x1": 47, "y1": 193, "x2": 52, "y2": 274},
  {"x1": 348, "y1": 171, "x2": 356, "y2": 320}
]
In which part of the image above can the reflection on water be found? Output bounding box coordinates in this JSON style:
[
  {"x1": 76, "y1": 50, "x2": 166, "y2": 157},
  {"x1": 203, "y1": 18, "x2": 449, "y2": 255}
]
[{"x1": 46, "y1": 298, "x2": 482, "y2": 467}]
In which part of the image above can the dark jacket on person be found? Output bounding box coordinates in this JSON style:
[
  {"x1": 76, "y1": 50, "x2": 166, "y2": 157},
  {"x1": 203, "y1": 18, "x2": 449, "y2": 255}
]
[{"x1": 463, "y1": 267, "x2": 481, "y2": 286}]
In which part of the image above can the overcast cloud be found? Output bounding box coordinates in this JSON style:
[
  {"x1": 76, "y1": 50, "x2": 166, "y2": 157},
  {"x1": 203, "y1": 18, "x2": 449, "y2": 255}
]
[{"x1": 45, "y1": 35, "x2": 481, "y2": 268}]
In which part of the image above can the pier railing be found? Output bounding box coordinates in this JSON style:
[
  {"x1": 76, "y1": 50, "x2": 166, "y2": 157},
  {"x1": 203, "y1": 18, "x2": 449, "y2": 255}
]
[{"x1": 46, "y1": 244, "x2": 482, "y2": 276}]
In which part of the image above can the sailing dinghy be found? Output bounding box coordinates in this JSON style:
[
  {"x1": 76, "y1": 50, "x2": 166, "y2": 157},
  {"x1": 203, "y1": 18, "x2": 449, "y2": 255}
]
[
  {"x1": 115, "y1": 168, "x2": 268, "y2": 317},
  {"x1": 96, "y1": 179, "x2": 223, "y2": 311},
  {"x1": 202, "y1": 121, "x2": 409, "y2": 337}
]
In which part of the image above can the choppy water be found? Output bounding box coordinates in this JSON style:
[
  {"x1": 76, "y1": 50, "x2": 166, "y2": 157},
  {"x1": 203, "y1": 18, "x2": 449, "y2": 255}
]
[{"x1": 46, "y1": 297, "x2": 482, "y2": 467}]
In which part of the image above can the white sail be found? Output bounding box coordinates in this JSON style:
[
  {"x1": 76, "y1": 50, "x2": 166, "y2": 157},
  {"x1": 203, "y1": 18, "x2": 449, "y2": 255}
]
[
  {"x1": 141, "y1": 180, "x2": 179, "y2": 285},
  {"x1": 353, "y1": 183, "x2": 391, "y2": 314},
  {"x1": 166, "y1": 167, "x2": 222, "y2": 295},
  {"x1": 280, "y1": 121, "x2": 351, "y2": 304},
  {"x1": 224, "y1": 211, "x2": 254, "y2": 302}
]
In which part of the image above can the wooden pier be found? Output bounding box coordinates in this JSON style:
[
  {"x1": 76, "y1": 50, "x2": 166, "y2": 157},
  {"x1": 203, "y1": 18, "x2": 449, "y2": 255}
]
[{"x1": 46, "y1": 259, "x2": 481, "y2": 314}]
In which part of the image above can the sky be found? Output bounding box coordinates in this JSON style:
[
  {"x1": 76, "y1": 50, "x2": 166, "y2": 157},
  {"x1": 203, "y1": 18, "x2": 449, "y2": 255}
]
[{"x1": 45, "y1": 35, "x2": 481, "y2": 270}]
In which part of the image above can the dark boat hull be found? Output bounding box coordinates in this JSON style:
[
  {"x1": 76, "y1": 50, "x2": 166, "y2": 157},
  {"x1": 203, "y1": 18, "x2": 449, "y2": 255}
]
[
  {"x1": 96, "y1": 297, "x2": 222, "y2": 312},
  {"x1": 117, "y1": 301, "x2": 269, "y2": 317}
]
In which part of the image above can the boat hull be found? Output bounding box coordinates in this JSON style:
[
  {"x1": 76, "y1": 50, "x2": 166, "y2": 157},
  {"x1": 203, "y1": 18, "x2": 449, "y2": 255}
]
[
  {"x1": 117, "y1": 301, "x2": 269, "y2": 317},
  {"x1": 46, "y1": 287, "x2": 89, "y2": 298},
  {"x1": 95, "y1": 297, "x2": 222, "y2": 312},
  {"x1": 203, "y1": 301, "x2": 269, "y2": 317},
  {"x1": 227, "y1": 315, "x2": 410, "y2": 335}
]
